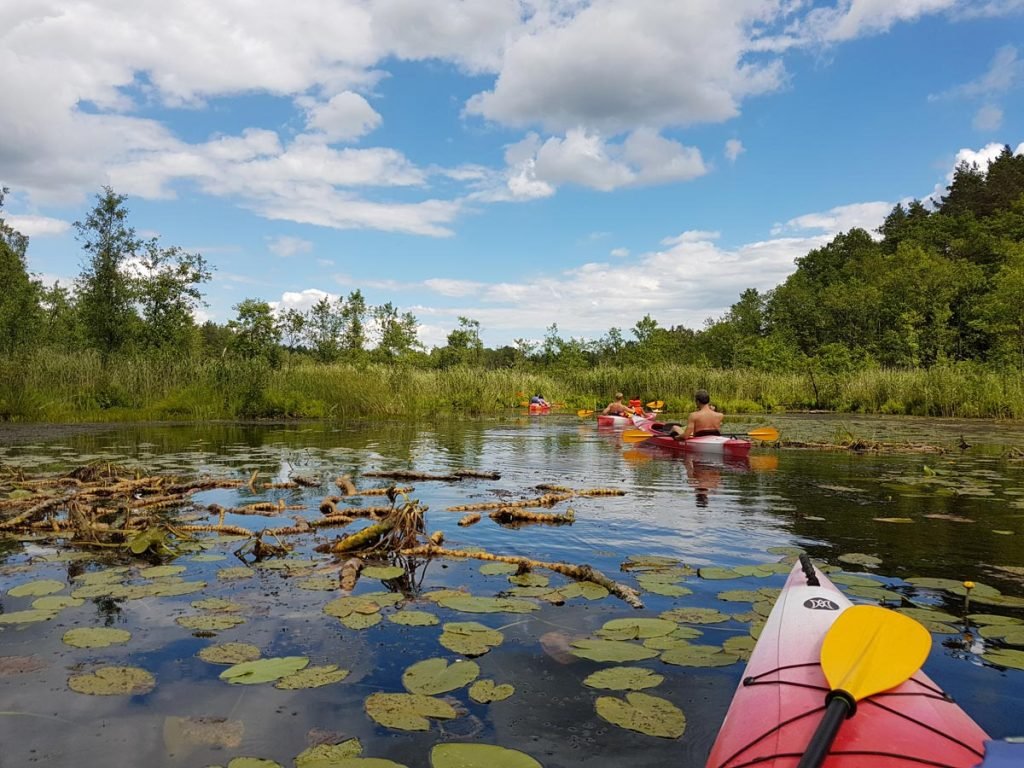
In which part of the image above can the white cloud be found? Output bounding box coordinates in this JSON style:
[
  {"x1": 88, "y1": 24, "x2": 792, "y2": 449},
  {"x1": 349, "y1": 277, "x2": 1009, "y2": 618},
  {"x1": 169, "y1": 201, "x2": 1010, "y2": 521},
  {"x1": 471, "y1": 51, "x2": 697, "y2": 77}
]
[
  {"x1": 772, "y1": 202, "x2": 892, "y2": 236},
  {"x1": 422, "y1": 278, "x2": 484, "y2": 297},
  {"x1": 930, "y1": 45, "x2": 1022, "y2": 101},
  {"x1": 661, "y1": 230, "x2": 721, "y2": 246},
  {"x1": 724, "y1": 138, "x2": 745, "y2": 162},
  {"x1": 465, "y1": 0, "x2": 787, "y2": 134},
  {"x1": 610, "y1": 247, "x2": 630, "y2": 258},
  {"x1": 3, "y1": 214, "x2": 70, "y2": 237},
  {"x1": 267, "y1": 235, "x2": 314, "y2": 258},
  {"x1": 801, "y1": 0, "x2": 959, "y2": 43},
  {"x1": 271, "y1": 288, "x2": 338, "y2": 314},
  {"x1": 973, "y1": 104, "x2": 1004, "y2": 131},
  {"x1": 300, "y1": 91, "x2": 383, "y2": 142}
]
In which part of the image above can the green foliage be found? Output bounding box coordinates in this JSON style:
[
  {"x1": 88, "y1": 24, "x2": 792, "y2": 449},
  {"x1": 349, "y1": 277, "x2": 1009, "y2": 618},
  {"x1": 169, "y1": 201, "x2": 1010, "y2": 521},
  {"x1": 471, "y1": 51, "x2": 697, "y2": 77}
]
[{"x1": 227, "y1": 299, "x2": 282, "y2": 364}]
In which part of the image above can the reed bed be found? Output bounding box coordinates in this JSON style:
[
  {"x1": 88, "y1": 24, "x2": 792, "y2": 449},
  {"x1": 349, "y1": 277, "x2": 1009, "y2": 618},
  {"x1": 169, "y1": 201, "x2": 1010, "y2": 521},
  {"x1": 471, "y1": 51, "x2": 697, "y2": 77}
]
[{"x1": 2, "y1": 351, "x2": 1023, "y2": 422}]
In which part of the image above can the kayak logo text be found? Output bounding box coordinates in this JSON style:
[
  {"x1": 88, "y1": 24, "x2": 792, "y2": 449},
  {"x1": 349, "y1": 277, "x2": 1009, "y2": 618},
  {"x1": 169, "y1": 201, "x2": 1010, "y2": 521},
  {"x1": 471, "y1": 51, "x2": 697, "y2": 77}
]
[{"x1": 803, "y1": 597, "x2": 840, "y2": 611}]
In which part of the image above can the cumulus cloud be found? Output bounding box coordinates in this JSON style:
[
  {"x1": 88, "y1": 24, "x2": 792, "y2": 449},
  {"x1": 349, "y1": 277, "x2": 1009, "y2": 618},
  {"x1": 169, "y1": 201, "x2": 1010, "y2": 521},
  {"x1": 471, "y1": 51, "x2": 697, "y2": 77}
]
[
  {"x1": 724, "y1": 138, "x2": 745, "y2": 162},
  {"x1": 772, "y1": 202, "x2": 893, "y2": 237},
  {"x1": 300, "y1": 91, "x2": 383, "y2": 142},
  {"x1": 271, "y1": 288, "x2": 338, "y2": 314},
  {"x1": 266, "y1": 235, "x2": 314, "y2": 258},
  {"x1": 3, "y1": 214, "x2": 70, "y2": 238},
  {"x1": 800, "y1": 0, "x2": 960, "y2": 43}
]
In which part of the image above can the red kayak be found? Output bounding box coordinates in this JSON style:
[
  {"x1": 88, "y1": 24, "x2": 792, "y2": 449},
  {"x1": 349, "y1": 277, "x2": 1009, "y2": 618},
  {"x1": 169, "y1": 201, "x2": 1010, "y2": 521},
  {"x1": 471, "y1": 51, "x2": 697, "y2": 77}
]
[
  {"x1": 706, "y1": 556, "x2": 989, "y2": 768},
  {"x1": 597, "y1": 412, "x2": 653, "y2": 427},
  {"x1": 639, "y1": 421, "x2": 752, "y2": 457},
  {"x1": 528, "y1": 403, "x2": 550, "y2": 414}
]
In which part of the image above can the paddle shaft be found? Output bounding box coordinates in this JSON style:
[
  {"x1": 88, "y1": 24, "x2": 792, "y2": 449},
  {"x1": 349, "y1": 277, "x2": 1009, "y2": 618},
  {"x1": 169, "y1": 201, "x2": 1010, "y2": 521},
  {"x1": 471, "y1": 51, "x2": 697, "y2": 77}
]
[{"x1": 797, "y1": 693, "x2": 854, "y2": 768}]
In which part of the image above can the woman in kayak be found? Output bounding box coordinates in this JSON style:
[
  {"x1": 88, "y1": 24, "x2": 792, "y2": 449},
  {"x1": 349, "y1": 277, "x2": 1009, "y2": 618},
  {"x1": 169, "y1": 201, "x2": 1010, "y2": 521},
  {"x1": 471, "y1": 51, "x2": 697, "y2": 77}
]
[
  {"x1": 670, "y1": 389, "x2": 723, "y2": 441},
  {"x1": 529, "y1": 394, "x2": 549, "y2": 407},
  {"x1": 601, "y1": 392, "x2": 633, "y2": 417}
]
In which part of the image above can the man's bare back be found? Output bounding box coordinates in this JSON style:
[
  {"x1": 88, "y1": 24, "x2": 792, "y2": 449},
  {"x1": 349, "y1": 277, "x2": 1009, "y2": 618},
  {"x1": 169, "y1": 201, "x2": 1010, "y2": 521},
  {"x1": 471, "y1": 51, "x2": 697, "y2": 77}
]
[{"x1": 670, "y1": 390, "x2": 723, "y2": 440}]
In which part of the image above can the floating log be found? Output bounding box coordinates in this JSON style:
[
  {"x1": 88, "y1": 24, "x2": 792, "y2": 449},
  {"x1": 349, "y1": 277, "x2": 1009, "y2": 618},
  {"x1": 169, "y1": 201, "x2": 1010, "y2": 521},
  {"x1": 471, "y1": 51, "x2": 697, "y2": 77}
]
[
  {"x1": 457, "y1": 513, "x2": 481, "y2": 527},
  {"x1": 447, "y1": 493, "x2": 572, "y2": 512},
  {"x1": 489, "y1": 507, "x2": 575, "y2": 525}
]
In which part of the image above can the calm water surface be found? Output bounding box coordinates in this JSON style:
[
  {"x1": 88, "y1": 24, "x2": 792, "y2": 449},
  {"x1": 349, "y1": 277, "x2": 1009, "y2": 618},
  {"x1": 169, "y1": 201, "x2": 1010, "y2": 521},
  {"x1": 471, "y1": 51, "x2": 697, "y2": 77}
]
[{"x1": 1, "y1": 414, "x2": 1023, "y2": 767}]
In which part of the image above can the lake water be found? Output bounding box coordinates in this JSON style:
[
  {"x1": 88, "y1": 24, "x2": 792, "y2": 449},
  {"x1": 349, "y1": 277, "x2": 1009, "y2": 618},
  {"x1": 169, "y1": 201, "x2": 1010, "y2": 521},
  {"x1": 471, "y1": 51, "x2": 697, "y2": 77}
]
[{"x1": 1, "y1": 414, "x2": 1023, "y2": 767}]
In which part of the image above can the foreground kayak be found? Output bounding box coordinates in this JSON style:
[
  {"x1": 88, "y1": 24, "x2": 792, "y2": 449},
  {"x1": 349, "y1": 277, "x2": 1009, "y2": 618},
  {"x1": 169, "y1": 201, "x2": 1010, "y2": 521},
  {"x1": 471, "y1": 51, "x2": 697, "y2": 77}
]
[
  {"x1": 640, "y1": 422, "x2": 752, "y2": 456},
  {"x1": 706, "y1": 556, "x2": 989, "y2": 768},
  {"x1": 597, "y1": 412, "x2": 653, "y2": 427}
]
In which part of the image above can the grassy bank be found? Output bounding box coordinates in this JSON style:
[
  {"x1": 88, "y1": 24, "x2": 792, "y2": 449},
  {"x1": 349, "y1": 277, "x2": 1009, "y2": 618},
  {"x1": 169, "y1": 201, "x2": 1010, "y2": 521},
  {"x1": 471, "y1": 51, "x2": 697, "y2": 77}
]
[{"x1": 2, "y1": 351, "x2": 1024, "y2": 422}]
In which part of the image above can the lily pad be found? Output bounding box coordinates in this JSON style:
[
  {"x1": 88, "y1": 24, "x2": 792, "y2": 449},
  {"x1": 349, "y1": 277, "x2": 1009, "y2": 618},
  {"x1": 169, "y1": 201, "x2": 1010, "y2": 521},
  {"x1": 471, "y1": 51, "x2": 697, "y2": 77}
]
[
  {"x1": 430, "y1": 744, "x2": 540, "y2": 768},
  {"x1": 699, "y1": 567, "x2": 741, "y2": 580},
  {"x1": 191, "y1": 554, "x2": 227, "y2": 562},
  {"x1": 897, "y1": 607, "x2": 961, "y2": 624},
  {"x1": 595, "y1": 692, "x2": 685, "y2": 738},
  {"x1": 68, "y1": 666, "x2": 155, "y2": 695},
  {"x1": 295, "y1": 739, "x2": 363, "y2": 768},
  {"x1": 716, "y1": 590, "x2": 761, "y2": 603},
  {"x1": 402, "y1": 657, "x2": 480, "y2": 695},
  {"x1": 439, "y1": 622, "x2": 504, "y2": 656},
  {"x1": 436, "y1": 595, "x2": 538, "y2": 614},
  {"x1": 32, "y1": 595, "x2": 84, "y2": 610},
  {"x1": 389, "y1": 610, "x2": 440, "y2": 627},
  {"x1": 660, "y1": 645, "x2": 739, "y2": 667},
  {"x1": 985, "y1": 648, "x2": 1024, "y2": 670},
  {"x1": 324, "y1": 596, "x2": 382, "y2": 619},
  {"x1": 837, "y1": 553, "x2": 882, "y2": 567},
  {"x1": 968, "y1": 614, "x2": 1024, "y2": 626},
  {"x1": 63, "y1": 627, "x2": 131, "y2": 648},
  {"x1": 636, "y1": 578, "x2": 693, "y2": 597},
  {"x1": 583, "y1": 666, "x2": 664, "y2": 691},
  {"x1": 199, "y1": 643, "x2": 262, "y2": 665},
  {"x1": 8, "y1": 579, "x2": 66, "y2": 597},
  {"x1": 218, "y1": 567, "x2": 254, "y2": 580},
  {"x1": 363, "y1": 566, "x2": 405, "y2": 580},
  {"x1": 597, "y1": 618, "x2": 677, "y2": 641},
  {"x1": 0, "y1": 609, "x2": 58, "y2": 624},
  {"x1": 177, "y1": 614, "x2": 246, "y2": 631},
  {"x1": 509, "y1": 573, "x2": 549, "y2": 588},
  {"x1": 659, "y1": 607, "x2": 729, "y2": 624},
  {"x1": 360, "y1": 591, "x2": 404, "y2": 608},
  {"x1": 622, "y1": 556, "x2": 682, "y2": 571},
  {"x1": 558, "y1": 581, "x2": 610, "y2": 600},
  {"x1": 469, "y1": 679, "x2": 515, "y2": 703},
  {"x1": 275, "y1": 664, "x2": 350, "y2": 689},
  {"x1": 341, "y1": 612, "x2": 382, "y2": 630},
  {"x1": 830, "y1": 573, "x2": 885, "y2": 588},
  {"x1": 722, "y1": 635, "x2": 756, "y2": 660},
  {"x1": 220, "y1": 656, "x2": 309, "y2": 685},
  {"x1": 296, "y1": 576, "x2": 340, "y2": 591},
  {"x1": 364, "y1": 692, "x2": 457, "y2": 731},
  {"x1": 570, "y1": 639, "x2": 659, "y2": 663},
  {"x1": 192, "y1": 597, "x2": 244, "y2": 613},
  {"x1": 228, "y1": 759, "x2": 281, "y2": 768},
  {"x1": 140, "y1": 565, "x2": 187, "y2": 579},
  {"x1": 479, "y1": 563, "x2": 519, "y2": 575},
  {"x1": 845, "y1": 586, "x2": 904, "y2": 604},
  {"x1": 163, "y1": 715, "x2": 244, "y2": 751}
]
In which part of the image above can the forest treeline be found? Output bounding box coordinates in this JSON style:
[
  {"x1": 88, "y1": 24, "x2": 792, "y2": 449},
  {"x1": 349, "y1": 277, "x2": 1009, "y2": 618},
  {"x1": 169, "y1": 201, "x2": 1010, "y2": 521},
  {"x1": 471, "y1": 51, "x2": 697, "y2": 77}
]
[{"x1": 2, "y1": 146, "x2": 1024, "y2": 421}]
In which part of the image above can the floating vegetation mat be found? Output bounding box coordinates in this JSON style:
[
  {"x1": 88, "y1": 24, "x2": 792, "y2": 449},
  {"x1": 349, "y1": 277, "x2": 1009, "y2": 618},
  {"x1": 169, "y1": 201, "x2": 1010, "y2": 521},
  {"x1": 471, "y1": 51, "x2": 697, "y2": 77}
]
[{"x1": 2, "y1": 433, "x2": 1023, "y2": 767}]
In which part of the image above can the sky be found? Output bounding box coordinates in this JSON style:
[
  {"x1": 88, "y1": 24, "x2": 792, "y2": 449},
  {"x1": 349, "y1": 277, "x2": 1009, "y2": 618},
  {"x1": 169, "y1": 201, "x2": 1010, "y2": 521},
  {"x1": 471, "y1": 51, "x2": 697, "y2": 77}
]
[{"x1": 2, "y1": 0, "x2": 1023, "y2": 349}]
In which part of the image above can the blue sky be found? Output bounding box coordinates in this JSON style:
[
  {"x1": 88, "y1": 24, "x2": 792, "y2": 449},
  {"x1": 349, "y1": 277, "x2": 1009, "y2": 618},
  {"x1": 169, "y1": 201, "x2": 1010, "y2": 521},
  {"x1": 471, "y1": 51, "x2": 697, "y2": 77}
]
[{"x1": 2, "y1": 0, "x2": 1023, "y2": 348}]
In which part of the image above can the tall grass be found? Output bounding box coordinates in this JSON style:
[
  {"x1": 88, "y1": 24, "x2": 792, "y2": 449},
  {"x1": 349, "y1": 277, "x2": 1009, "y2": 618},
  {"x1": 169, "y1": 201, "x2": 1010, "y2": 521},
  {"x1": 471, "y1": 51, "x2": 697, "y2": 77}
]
[{"x1": 2, "y1": 351, "x2": 1024, "y2": 422}]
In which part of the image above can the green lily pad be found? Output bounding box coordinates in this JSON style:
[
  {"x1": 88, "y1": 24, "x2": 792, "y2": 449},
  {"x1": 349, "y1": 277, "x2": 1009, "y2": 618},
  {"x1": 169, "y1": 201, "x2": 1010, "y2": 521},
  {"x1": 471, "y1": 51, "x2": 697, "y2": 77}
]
[
  {"x1": 139, "y1": 565, "x2": 186, "y2": 579},
  {"x1": 218, "y1": 567, "x2": 254, "y2": 580},
  {"x1": 733, "y1": 564, "x2": 778, "y2": 578},
  {"x1": 716, "y1": 590, "x2": 761, "y2": 603},
  {"x1": 897, "y1": 607, "x2": 961, "y2": 624},
  {"x1": 324, "y1": 596, "x2": 382, "y2": 619},
  {"x1": 363, "y1": 566, "x2": 405, "y2": 580},
  {"x1": 8, "y1": 579, "x2": 66, "y2": 597},
  {"x1": 364, "y1": 692, "x2": 457, "y2": 731},
  {"x1": 341, "y1": 612, "x2": 382, "y2": 630},
  {"x1": 479, "y1": 563, "x2": 519, "y2": 575},
  {"x1": 622, "y1": 556, "x2": 682, "y2": 571},
  {"x1": 295, "y1": 739, "x2": 363, "y2": 768},
  {"x1": 421, "y1": 589, "x2": 471, "y2": 603},
  {"x1": 969, "y1": 594, "x2": 1024, "y2": 608},
  {"x1": 837, "y1": 553, "x2": 882, "y2": 567},
  {"x1": 583, "y1": 666, "x2": 664, "y2": 691},
  {"x1": 73, "y1": 568, "x2": 129, "y2": 585},
  {"x1": 597, "y1": 618, "x2": 678, "y2": 641},
  {"x1": 659, "y1": 607, "x2": 729, "y2": 624},
  {"x1": 430, "y1": 744, "x2": 540, "y2": 768},
  {"x1": 192, "y1": 597, "x2": 244, "y2": 613},
  {"x1": 558, "y1": 581, "x2": 610, "y2": 600},
  {"x1": 32, "y1": 595, "x2": 85, "y2": 610},
  {"x1": 722, "y1": 635, "x2": 756, "y2": 660},
  {"x1": 296, "y1": 576, "x2": 339, "y2": 591},
  {"x1": 845, "y1": 586, "x2": 904, "y2": 603},
  {"x1": 0, "y1": 609, "x2": 58, "y2": 624},
  {"x1": 190, "y1": 554, "x2": 227, "y2": 562},
  {"x1": 699, "y1": 567, "x2": 741, "y2": 580},
  {"x1": 985, "y1": 648, "x2": 1024, "y2": 670},
  {"x1": 766, "y1": 546, "x2": 805, "y2": 556},
  {"x1": 436, "y1": 595, "x2": 538, "y2": 614},
  {"x1": 63, "y1": 627, "x2": 131, "y2": 648},
  {"x1": 439, "y1": 622, "x2": 504, "y2": 656},
  {"x1": 636, "y1": 567, "x2": 694, "y2": 584},
  {"x1": 660, "y1": 645, "x2": 739, "y2": 667},
  {"x1": 969, "y1": 614, "x2": 1024, "y2": 626},
  {"x1": 389, "y1": 610, "x2": 440, "y2": 627},
  {"x1": 636, "y1": 578, "x2": 693, "y2": 597},
  {"x1": 570, "y1": 639, "x2": 659, "y2": 663},
  {"x1": 402, "y1": 658, "x2": 479, "y2": 695},
  {"x1": 509, "y1": 573, "x2": 549, "y2": 588},
  {"x1": 830, "y1": 573, "x2": 885, "y2": 588},
  {"x1": 68, "y1": 666, "x2": 155, "y2": 695},
  {"x1": 275, "y1": 664, "x2": 350, "y2": 689},
  {"x1": 177, "y1": 614, "x2": 246, "y2": 631},
  {"x1": 228, "y1": 759, "x2": 281, "y2": 768},
  {"x1": 199, "y1": 643, "x2": 262, "y2": 664},
  {"x1": 360, "y1": 591, "x2": 404, "y2": 608},
  {"x1": 469, "y1": 679, "x2": 515, "y2": 703},
  {"x1": 595, "y1": 692, "x2": 685, "y2": 738},
  {"x1": 220, "y1": 656, "x2": 309, "y2": 685}
]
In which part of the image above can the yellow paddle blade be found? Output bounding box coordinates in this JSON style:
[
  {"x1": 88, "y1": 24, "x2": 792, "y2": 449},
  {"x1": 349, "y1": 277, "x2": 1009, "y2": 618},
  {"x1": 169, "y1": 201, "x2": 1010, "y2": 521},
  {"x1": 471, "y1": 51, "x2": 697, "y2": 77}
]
[
  {"x1": 821, "y1": 605, "x2": 931, "y2": 702},
  {"x1": 646, "y1": 400, "x2": 664, "y2": 409},
  {"x1": 577, "y1": 409, "x2": 594, "y2": 418},
  {"x1": 622, "y1": 429, "x2": 656, "y2": 443},
  {"x1": 747, "y1": 427, "x2": 779, "y2": 441},
  {"x1": 519, "y1": 401, "x2": 529, "y2": 407}
]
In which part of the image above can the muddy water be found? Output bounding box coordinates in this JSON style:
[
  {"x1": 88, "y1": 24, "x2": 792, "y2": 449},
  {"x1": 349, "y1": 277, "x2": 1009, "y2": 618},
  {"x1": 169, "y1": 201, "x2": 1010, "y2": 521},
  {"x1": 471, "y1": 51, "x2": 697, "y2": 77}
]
[{"x1": 1, "y1": 414, "x2": 1023, "y2": 767}]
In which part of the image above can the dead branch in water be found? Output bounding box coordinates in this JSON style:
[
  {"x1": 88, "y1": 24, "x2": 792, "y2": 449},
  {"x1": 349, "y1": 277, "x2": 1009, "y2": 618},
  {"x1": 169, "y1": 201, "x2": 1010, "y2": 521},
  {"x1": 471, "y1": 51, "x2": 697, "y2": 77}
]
[
  {"x1": 447, "y1": 493, "x2": 572, "y2": 512},
  {"x1": 489, "y1": 507, "x2": 575, "y2": 525}
]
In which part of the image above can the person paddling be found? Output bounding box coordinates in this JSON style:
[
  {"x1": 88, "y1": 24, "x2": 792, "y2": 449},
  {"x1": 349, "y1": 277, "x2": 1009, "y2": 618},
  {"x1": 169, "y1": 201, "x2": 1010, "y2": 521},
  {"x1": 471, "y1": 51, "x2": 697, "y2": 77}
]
[
  {"x1": 530, "y1": 394, "x2": 549, "y2": 407},
  {"x1": 602, "y1": 392, "x2": 634, "y2": 417},
  {"x1": 670, "y1": 389, "x2": 723, "y2": 441}
]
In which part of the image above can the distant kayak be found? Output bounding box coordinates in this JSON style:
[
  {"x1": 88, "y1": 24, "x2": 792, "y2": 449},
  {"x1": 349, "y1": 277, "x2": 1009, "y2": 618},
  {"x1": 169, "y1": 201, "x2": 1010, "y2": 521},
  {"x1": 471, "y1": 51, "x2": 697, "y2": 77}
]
[
  {"x1": 705, "y1": 556, "x2": 989, "y2": 768},
  {"x1": 638, "y1": 421, "x2": 752, "y2": 456},
  {"x1": 528, "y1": 403, "x2": 551, "y2": 414}
]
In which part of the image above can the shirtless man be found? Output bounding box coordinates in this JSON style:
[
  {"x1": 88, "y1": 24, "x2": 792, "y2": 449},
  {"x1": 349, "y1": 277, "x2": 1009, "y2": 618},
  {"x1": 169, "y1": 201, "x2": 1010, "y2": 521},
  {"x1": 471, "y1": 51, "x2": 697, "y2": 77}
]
[
  {"x1": 602, "y1": 392, "x2": 633, "y2": 417},
  {"x1": 670, "y1": 389, "x2": 724, "y2": 441}
]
